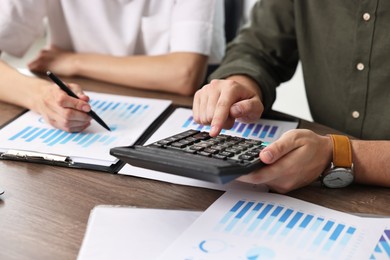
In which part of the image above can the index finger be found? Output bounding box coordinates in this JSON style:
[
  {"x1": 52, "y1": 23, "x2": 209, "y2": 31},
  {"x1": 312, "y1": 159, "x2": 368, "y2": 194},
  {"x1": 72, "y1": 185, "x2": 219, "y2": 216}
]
[
  {"x1": 67, "y1": 83, "x2": 90, "y2": 102},
  {"x1": 55, "y1": 89, "x2": 91, "y2": 113},
  {"x1": 210, "y1": 84, "x2": 241, "y2": 136}
]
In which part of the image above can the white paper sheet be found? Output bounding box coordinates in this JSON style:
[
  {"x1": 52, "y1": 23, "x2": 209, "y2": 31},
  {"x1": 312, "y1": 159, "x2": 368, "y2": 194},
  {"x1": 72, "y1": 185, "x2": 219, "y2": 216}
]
[
  {"x1": 119, "y1": 108, "x2": 298, "y2": 191},
  {"x1": 159, "y1": 190, "x2": 390, "y2": 260},
  {"x1": 0, "y1": 92, "x2": 171, "y2": 166},
  {"x1": 77, "y1": 207, "x2": 201, "y2": 260}
]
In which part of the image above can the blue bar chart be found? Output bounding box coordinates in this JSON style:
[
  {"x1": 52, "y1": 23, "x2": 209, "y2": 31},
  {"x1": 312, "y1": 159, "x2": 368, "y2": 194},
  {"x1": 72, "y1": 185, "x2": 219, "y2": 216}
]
[
  {"x1": 89, "y1": 99, "x2": 150, "y2": 120},
  {"x1": 160, "y1": 191, "x2": 388, "y2": 260},
  {"x1": 182, "y1": 116, "x2": 279, "y2": 140},
  {"x1": 215, "y1": 199, "x2": 358, "y2": 257},
  {"x1": 8, "y1": 126, "x2": 117, "y2": 148},
  {"x1": 370, "y1": 229, "x2": 390, "y2": 260},
  {"x1": 6, "y1": 99, "x2": 150, "y2": 148}
]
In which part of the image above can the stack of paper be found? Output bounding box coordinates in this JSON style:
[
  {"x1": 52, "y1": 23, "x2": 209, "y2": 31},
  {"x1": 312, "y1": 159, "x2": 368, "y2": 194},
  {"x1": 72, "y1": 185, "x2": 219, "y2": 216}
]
[{"x1": 78, "y1": 190, "x2": 390, "y2": 260}]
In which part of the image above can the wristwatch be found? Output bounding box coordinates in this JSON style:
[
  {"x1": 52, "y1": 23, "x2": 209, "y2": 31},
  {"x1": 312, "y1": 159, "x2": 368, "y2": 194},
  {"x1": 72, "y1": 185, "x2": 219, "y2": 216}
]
[{"x1": 321, "y1": 134, "x2": 354, "y2": 188}]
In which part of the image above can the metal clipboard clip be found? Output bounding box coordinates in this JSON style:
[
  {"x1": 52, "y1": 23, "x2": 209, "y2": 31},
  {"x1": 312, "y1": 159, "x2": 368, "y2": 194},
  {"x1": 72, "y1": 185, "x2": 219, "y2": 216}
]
[{"x1": 1, "y1": 150, "x2": 73, "y2": 165}]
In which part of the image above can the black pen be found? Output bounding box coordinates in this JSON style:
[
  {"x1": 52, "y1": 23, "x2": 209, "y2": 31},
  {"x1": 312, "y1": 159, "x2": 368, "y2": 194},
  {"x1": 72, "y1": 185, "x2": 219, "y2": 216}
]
[{"x1": 46, "y1": 71, "x2": 111, "y2": 131}]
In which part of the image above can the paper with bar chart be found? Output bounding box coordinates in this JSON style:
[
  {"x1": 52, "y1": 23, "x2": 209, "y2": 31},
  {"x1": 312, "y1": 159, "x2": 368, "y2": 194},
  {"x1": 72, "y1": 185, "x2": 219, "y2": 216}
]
[
  {"x1": 119, "y1": 108, "x2": 297, "y2": 191},
  {"x1": 0, "y1": 92, "x2": 171, "y2": 166},
  {"x1": 370, "y1": 227, "x2": 390, "y2": 260},
  {"x1": 175, "y1": 108, "x2": 298, "y2": 143},
  {"x1": 159, "y1": 190, "x2": 389, "y2": 260}
]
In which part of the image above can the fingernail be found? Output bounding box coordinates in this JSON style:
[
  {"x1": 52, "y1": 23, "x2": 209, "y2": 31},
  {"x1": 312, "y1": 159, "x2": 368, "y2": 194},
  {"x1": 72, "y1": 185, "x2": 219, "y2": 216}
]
[
  {"x1": 82, "y1": 105, "x2": 90, "y2": 112},
  {"x1": 211, "y1": 125, "x2": 218, "y2": 135},
  {"x1": 262, "y1": 150, "x2": 274, "y2": 162},
  {"x1": 231, "y1": 105, "x2": 242, "y2": 117}
]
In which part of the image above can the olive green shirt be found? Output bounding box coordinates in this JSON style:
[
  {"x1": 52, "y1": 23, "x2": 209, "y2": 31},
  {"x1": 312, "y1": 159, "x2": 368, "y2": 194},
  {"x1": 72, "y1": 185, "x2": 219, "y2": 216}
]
[{"x1": 211, "y1": 0, "x2": 390, "y2": 140}]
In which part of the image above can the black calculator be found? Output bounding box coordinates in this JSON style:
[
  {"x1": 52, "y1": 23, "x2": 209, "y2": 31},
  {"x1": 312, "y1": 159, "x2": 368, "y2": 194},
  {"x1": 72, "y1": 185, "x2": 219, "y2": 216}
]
[{"x1": 110, "y1": 129, "x2": 268, "y2": 184}]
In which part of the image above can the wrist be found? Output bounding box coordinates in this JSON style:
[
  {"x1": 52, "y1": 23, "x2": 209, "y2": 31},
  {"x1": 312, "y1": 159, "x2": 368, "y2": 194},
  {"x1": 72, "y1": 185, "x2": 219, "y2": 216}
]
[
  {"x1": 321, "y1": 134, "x2": 354, "y2": 188},
  {"x1": 27, "y1": 80, "x2": 50, "y2": 113}
]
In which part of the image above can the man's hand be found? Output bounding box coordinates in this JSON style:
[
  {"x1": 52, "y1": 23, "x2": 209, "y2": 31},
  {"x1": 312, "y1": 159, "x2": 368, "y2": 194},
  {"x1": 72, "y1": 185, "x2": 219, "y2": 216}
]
[
  {"x1": 193, "y1": 76, "x2": 264, "y2": 137},
  {"x1": 238, "y1": 129, "x2": 333, "y2": 193}
]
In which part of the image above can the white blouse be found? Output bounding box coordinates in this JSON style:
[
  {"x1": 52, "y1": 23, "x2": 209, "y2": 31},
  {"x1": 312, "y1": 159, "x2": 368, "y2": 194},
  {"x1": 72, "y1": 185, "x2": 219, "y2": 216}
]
[{"x1": 0, "y1": 0, "x2": 225, "y2": 64}]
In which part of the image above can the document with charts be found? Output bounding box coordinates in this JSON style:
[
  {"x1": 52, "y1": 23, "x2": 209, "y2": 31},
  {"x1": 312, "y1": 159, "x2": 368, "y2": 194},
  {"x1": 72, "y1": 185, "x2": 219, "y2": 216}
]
[
  {"x1": 0, "y1": 92, "x2": 171, "y2": 171},
  {"x1": 159, "y1": 190, "x2": 390, "y2": 260}
]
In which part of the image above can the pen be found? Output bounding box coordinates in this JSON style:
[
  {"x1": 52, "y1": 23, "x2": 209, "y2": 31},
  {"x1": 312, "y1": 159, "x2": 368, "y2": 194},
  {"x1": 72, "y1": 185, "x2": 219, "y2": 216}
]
[{"x1": 46, "y1": 71, "x2": 111, "y2": 131}]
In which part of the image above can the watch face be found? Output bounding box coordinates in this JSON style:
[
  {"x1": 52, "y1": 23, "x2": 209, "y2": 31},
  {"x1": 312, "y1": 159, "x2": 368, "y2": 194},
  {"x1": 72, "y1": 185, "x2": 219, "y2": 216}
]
[{"x1": 323, "y1": 168, "x2": 354, "y2": 188}]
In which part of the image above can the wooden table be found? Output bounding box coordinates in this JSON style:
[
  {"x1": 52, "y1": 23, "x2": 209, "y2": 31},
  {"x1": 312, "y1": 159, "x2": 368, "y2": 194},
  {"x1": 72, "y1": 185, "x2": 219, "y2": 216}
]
[{"x1": 0, "y1": 77, "x2": 389, "y2": 260}]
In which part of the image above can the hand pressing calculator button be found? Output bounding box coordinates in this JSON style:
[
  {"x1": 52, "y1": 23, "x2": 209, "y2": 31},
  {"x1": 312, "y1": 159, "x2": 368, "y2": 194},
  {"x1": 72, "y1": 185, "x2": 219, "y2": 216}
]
[{"x1": 110, "y1": 129, "x2": 268, "y2": 184}]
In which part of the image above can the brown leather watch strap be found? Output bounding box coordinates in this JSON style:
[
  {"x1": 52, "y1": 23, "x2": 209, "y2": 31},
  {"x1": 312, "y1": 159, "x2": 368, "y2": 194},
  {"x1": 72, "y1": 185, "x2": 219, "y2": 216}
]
[{"x1": 329, "y1": 134, "x2": 352, "y2": 168}]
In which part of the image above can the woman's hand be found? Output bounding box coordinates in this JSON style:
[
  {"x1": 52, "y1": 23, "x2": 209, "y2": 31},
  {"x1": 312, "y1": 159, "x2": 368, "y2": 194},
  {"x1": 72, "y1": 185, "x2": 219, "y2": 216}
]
[
  {"x1": 32, "y1": 81, "x2": 92, "y2": 132},
  {"x1": 28, "y1": 46, "x2": 77, "y2": 77}
]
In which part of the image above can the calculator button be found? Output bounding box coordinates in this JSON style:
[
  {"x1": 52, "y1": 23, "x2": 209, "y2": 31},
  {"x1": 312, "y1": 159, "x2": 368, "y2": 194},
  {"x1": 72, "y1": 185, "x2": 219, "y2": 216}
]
[
  {"x1": 193, "y1": 132, "x2": 210, "y2": 140},
  {"x1": 184, "y1": 137, "x2": 198, "y2": 143},
  {"x1": 238, "y1": 154, "x2": 254, "y2": 161},
  {"x1": 210, "y1": 145, "x2": 225, "y2": 151},
  {"x1": 197, "y1": 143, "x2": 211, "y2": 148},
  {"x1": 189, "y1": 145, "x2": 204, "y2": 151},
  {"x1": 219, "y1": 151, "x2": 234, "y2": 157},
  {"x1": 170, "y1": 142, "x2": 187, "y2": 148},
  {"x1": 245, "y1": 140, "x2": 263, "y2": 145},
  {"x1": 178, "y1": 139, "x2": 193, "y2": 146},
  {"x1": 197, "y1": 151, "x2": 212, "y2": 157},
  {"x1": 212, "y1": 154, "x2": 227, "y2": 160},
  {"x1": 225, "y1": 148, "x2": 241, "y2": 154},
  {"x1": 203, "y1": 148, "x2": 219, "y2": 154},
  {"x1": 157, "y1": 139, "x2": 172, "y2": 145},
  {"x1": 246, "y1": 151, "x2": 259, "y2": 157}
]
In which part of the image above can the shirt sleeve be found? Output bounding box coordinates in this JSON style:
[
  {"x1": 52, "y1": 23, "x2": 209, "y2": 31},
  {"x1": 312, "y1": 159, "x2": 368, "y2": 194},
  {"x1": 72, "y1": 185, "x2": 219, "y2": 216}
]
[
  {"x1": 210, "y1": 0, "x2": 299, "y2": 112},
  {"x1": 169, "y1": 0, "x2": 225, "y2": 64},
  {"x1": 0, "y1": 0, "x2": 47, "y2": 57}
]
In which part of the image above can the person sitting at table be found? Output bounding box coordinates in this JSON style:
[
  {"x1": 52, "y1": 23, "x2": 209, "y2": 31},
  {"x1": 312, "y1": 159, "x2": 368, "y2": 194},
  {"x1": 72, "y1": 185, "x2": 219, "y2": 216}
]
[
  {"x1": 0, "y1": 0, "x2": 225, "y2": 132},
  {"x1": 192, "y1": 0, "x2": 390, "y2": 193}
]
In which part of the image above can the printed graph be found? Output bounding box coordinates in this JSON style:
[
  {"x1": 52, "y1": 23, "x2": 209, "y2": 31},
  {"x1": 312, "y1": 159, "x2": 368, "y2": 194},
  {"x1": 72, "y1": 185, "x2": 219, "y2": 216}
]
[
  {"x1": 89, "y1": 99, "x2": 149, "y2": 120},
  {"x1": 8, "y1": 126, "x2": 117, "y2": 148},
  {"x1": 370, "y1": 228, "x2": 390, "y2": 260},
  {"x1": 213, "y1": 199, "x2": 358, "y2": 258},
  {"x1": 160, "y1": 191, "x2": 388, "y2": 260},
  {"x1": 6, "y1": 99, "x2": 150, "y2": 148},
  {"x1": 182, "y1": 116, "x2": 279, "y2": 140}
]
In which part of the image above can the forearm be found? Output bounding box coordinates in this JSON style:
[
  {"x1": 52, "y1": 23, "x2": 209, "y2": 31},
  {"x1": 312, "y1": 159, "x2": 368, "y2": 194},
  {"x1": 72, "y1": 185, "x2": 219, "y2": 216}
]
[
  {"x1": 352, "y1": 140, "x2": 390, "y2": 187},
  {"x1": 0, "y1": 61, "x2": 47, "y2": 110},
  {"x1": 71, "y1": 52, "x2": 208, "y2": 96}
]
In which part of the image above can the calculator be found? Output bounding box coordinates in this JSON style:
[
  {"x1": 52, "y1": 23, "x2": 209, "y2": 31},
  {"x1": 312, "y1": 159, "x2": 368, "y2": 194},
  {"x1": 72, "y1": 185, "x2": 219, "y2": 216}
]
[{"x1": 110, "y1": 129, "x2": 268, "y2": 184}]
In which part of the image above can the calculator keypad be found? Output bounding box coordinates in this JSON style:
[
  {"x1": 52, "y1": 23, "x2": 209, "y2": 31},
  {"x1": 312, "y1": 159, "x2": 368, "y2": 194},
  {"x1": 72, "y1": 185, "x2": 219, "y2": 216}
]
[{"x1": 149, "y1": 129, "x2": 268, "y2": 165}]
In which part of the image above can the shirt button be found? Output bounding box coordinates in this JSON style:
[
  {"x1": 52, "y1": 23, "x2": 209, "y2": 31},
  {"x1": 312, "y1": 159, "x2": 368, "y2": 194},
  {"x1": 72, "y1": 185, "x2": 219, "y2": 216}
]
[
  {"x1": 363, "y1": 13, "x2": 371, "y2": 21},
  {"x1": 352, "y1": 111, "x2": 360, "y2": 119},
  {"x1": 356, "y1": 63, "x2": 365, "y2": 71}
]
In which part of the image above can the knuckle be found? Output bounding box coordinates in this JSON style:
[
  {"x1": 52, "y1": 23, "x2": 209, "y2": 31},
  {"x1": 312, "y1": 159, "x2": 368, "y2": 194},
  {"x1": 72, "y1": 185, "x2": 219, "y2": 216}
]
[
  {"x1": 216, "y1": 99, "x2": 231, "y2": 109},
  {"x1": 206, "y1": 113, "x2": 214, "y2": 123},
  {"x1": 56, "y1": 93, "x2": 69, "y2": 106},
  {"x1": 194, "y1": 90, "x2": 201, "y2": 99},
  {"x1": 62, "y1": 109, "x2": 74, "y2": 119}
]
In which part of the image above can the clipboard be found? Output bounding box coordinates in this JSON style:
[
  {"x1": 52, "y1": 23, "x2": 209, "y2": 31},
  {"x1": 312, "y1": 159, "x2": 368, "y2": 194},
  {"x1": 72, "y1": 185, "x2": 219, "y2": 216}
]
[{"x1": 0, "y1": 92, "x2": 172, "y2": 173}]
